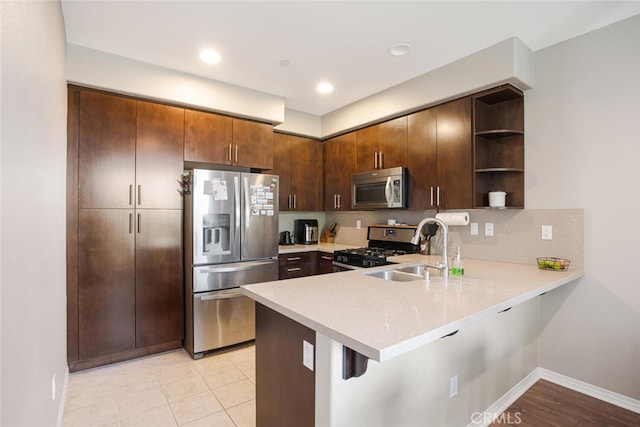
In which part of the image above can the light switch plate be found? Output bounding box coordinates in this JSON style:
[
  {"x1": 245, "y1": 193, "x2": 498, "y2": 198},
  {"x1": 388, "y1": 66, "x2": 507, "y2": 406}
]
[
  {"x1": 485, "y1": 223, "x2": 494, "y2": 237},
  {"x1": 470, "y1": 223, "x2": 478, "y2": 235},
  {"x1": 542, "y1": 225, "x2": 553, "y2": 240},
  {"x1": 303, "y1": 340, "x2": 314, "y2": 371}
]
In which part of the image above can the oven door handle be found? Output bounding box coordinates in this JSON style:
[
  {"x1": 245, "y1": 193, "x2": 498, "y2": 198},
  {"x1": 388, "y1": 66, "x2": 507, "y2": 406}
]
[
  {"x1": 384, "y1": 177, "x2": 393, "y2": 207},
  {"x1": 199, "y1": 288, "x2": 243, "y2": 301},
  {"x1": 332, "y1": 261, "x2": 363, "y2": 270}
]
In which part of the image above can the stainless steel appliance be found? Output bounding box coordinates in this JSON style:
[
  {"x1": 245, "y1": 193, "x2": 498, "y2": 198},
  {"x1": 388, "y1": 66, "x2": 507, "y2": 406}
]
[
  {"x1": 185, "y1": 169, "x2": 279, "y2": 358},
  {"x1": 294, "y1": 219, "x2": 318, "y2": 244},
  {"x1": 332, "y1": 224, "x2": 420, "y2": 271},
  {"x1": 351, "y1": 167, "x2": 408, "y2": 210}
]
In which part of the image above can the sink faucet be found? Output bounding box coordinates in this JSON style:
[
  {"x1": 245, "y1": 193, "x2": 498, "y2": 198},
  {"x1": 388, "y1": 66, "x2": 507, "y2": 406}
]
[{"x1": 411, "y1": 217, "x2": 449, "y2": 278}]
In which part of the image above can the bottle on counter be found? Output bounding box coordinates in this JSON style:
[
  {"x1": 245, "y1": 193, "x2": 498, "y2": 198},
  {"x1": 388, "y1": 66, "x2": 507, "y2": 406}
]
[{"x1": 451, "y1": 246, "x2": 464, "y2": 277}]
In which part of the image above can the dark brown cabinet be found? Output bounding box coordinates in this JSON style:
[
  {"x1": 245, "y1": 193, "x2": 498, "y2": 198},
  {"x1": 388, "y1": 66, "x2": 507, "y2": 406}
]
[
  {"x1": 407, "y1": 97, "x2": 473, "y2": 210},
  {"x1": 278, "y1": 252, "x2": 316, "y2": 280},
  {"x1": 78, "y1": 209, "x2": 135, "y2": 360},
  {"x1": 269, "y1": 133, "x2": 323, "y2": 211},
  {"x1": 355, "y1": 116, "x2": 407, "y2": 172},
  {"x1": 68, "y1": 86, "x2": 184, "y2": 371},
  {"x1": 317, "y1": 252, "x2": 335, "y2": 275},
  {"x1": 184, "y1": 109, "x2": 233, "y2": 165},
  {"x1": 184, "y1": 110, "x2": 273, "y2": 169},
  {"x1": 323, "y1": 132, "x2": 357, "y2": 210},
  {"x1": 232, "y1": 118, "x2": 274, "y2": 170},
  {"x1": 472, "y1": 85, "x2": 525, "y2": 209},
  {"x1": 78, "y1": 90, "x2": 136, "y2": 209},
  {"x1": 135, "y1": 210, "x2": 183, "y2": 348}
]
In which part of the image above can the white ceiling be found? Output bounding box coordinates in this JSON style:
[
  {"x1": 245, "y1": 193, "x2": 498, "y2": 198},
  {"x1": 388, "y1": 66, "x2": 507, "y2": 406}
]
[{"x1": 61, "y1": 1, "x2": 640, "y2": 116}]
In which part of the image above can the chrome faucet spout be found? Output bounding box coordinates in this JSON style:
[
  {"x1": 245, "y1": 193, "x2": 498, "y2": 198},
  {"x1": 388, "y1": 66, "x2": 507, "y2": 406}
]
[{"x1": 412, "y1": 217, "x2": 449, "y2": 278}]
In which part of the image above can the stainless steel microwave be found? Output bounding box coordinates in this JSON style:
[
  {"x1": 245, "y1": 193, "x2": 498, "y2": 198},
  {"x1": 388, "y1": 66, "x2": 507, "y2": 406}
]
[{"x1": 351, "y1": 167, "x2": 408, "y2": 210}]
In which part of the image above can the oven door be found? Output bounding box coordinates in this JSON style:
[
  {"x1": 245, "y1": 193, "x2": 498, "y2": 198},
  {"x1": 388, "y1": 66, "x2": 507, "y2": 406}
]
[{"x1": 332, "y1": 261, "x2": 362, "y2": 272}]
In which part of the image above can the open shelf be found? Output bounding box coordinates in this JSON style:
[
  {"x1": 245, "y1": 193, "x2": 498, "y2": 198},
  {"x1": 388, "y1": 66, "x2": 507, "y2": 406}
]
[{"x1": 472, "y1": 84, "x2": 525, "y2": 209}]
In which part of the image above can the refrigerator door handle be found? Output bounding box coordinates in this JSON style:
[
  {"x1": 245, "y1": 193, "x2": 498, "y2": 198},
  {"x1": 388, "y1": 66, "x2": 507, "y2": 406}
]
[
  {"x1": 234, "y1": 175, "x2": 241, "y2": 258},
  {"x1": 199, "y1": 288, "x2": 243, "y2": 301},
  {"x1": 197, "y1": 260, "x2": 276, "y2": 274},
  {"x1": 243, "y1": 175, "x2": 250, "y2": 258}
]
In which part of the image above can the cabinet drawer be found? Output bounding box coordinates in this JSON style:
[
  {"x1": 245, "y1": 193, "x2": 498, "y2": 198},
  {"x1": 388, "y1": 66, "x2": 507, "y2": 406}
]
[{"x1": 278, "y1": 252, "x2": 315, "y2": 280}]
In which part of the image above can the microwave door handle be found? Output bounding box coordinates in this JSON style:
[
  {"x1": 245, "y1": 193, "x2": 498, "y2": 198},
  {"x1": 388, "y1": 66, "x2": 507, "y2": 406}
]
[{"x1": 385, "y1": 177, "x2": 393, "y2": 207}]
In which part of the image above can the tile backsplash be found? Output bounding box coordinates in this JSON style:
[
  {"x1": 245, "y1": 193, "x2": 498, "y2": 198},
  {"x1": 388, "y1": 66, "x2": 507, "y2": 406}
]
[{"x1": 323, "y1": 209, "x2": 584, "y2": 268}]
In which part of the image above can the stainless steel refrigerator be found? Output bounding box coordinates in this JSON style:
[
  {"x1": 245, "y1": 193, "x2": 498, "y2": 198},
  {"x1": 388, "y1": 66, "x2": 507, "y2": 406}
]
[{"x1": 184, "y1": 169, "x2": 279, "y2": 358}]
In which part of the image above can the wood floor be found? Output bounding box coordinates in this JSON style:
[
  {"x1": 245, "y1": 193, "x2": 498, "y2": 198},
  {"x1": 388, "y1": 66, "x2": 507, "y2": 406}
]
[{"x1": 492, "y1": 379, "x2": 640, "y2": 427}]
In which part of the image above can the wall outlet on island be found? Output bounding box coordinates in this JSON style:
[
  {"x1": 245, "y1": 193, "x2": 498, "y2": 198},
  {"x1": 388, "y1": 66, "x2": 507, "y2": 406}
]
[
  {"x1": 450, "y1": 374, "x2": 458, "y2": 398},
  {"x1": 356, "y1": 220, "x2": 362, "y2": 229},
  {"x1": 542, "y1": 225, "x2": 553, "y2": 240}
]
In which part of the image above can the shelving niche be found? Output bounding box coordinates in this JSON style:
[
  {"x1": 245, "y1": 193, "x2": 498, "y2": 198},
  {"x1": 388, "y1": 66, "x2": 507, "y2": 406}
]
[{"x1": 473, "y1": 84, "x2": 525, "y2": 208}]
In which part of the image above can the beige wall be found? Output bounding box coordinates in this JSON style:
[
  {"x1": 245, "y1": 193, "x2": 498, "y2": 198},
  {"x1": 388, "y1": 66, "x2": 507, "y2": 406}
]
[
  {"x1": 527, "y1": 15, "x2": 640, "y2": 399},
  {"x1": 1, "y1": 1, "x2": 69, "y2": 425}
]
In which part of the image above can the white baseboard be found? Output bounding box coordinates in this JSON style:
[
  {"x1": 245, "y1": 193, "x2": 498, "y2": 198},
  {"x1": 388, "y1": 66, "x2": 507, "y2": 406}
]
[
  {"x1": 468, "y1": 367, "x2": 640, "y2": 427},
  {"x1": 538, "y1": 367, "x2": 640, "y2": 414},
  {"x1": 56, "y1": 367, "x2": 70, "y2": 427}
]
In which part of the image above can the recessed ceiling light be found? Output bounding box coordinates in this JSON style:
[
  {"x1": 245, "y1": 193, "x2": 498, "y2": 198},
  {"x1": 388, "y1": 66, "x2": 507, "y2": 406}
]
[
  {"x1": 389, "y1": 43, "x2": 413, "y2": 57},
  {"x1": 316, "y1": 82, "x2": 334, "y2": 94},
  {"x1": 280, "y1": 59, "x2": 292, "y2": 67},
  {"x1": 200, "y1": 49, "x2": 221, "y2": 64}
]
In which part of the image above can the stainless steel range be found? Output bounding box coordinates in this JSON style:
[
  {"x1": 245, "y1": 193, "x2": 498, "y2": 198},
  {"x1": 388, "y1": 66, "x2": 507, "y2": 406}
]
[{"x1": 333, "y1": 225, "x2": 421, "y2": 271}]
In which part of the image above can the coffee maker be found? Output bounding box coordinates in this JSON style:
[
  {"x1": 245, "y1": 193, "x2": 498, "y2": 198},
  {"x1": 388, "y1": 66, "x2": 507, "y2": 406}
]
[{"x1": 294, "y1": 219, "x2": 318, "y2": 245}]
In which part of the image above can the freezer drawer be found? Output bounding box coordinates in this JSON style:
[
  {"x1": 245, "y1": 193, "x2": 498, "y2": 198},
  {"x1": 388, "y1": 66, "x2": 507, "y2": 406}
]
[
  {"x1": 192, "y1": 288, "x2": 255, "y2": 354},
  {"x1": 193, "y1": 259, "x2": 278, "y2": 293}
]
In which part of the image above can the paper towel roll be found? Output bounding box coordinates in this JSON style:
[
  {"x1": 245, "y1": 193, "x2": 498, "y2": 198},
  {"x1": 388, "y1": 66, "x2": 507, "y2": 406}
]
[{"x1": 435, "y1": 212, "x2": 470, "y2": 226}]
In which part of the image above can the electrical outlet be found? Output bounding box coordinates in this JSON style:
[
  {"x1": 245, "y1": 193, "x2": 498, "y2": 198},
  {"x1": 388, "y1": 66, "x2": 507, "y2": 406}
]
[
  {"x1": 470, "y1": 223, "x2": 478, "y2": 235},
  {"x1": 52, "y1": 374, "x2": 56, "y2": 400},
  {"x1": 303, "y1": 340, "x2": 314, "y2": 371},
  {"x1": 542, "y1": 225, "x2": 553, "y2": 240},
  {"x1": 356, "y1": 220, "x2": 362, "y2": 229},
  {"x1": 450, "y1": 375, "x2": 458, "y2": 398},
  {"x1": 484, "y1": 223, "x2": 494, "y2": 237}
]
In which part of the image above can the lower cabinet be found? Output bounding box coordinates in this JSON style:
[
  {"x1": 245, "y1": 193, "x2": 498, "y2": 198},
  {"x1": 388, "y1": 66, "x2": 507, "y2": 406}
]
[
  {"x1": 256, "y1": 303, "x2": 315, "y2": 426},
  {"x1": 74, "y1": 208, "x2": 183, "y2": 370},
  {"x1": 278, "y1": 251, "x2": 335, "y2": 280}
]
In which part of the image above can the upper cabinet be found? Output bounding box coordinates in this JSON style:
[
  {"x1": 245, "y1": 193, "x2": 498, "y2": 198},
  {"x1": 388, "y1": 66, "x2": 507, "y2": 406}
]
[
  {"x1": 355, "y1": 117, "x2": 407, "y2": 172},
  {"x1": 472, "y1": 85, "x2": 524, "y2": 209},
  {"x1": 269, "y1": 133, "x2": 323, "y2": 211},
  {"x1": 323, "y1": 132, "x2": 357, "y2": 210},
  {"x1": 185, "y1": 110, "x2": 273, "y2": 170},
  {"x1": 136, "y1": 100, "x2": 185, "y2": 209},
  {"x1": 184, "y1": 109, "x2": 233, "y2": 165},
  {"x1": 78, "y1": 90, "x2": 137, "y2": 209},
  {"x1": 408, "y1": 97, "x2": 473, "y2": 210}
]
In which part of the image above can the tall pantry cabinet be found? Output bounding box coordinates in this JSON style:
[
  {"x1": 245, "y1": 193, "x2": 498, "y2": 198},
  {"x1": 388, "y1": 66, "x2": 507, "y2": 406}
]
[{"x1": 67, "y1": 86, "x2": 184, "y2": 371}]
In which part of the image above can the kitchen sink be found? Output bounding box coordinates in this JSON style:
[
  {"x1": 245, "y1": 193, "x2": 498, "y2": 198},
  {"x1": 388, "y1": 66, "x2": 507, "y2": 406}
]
[{"x1": 364, "y1": 264, "x2": 434, "y2": 282}]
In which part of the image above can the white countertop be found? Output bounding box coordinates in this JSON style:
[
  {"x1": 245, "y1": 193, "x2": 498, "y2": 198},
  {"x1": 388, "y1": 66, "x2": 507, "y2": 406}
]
[
  {"x1": 278, "y1": 242, "x2": 360, "y2": 254},
  {"x1": 241, "y1": 254, "x2": 583, "y2": 362}
]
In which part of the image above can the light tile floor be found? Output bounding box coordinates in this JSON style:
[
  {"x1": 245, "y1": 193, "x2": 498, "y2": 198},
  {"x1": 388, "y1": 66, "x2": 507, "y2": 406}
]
[{"x1": 63, "y1": 344, "x2": 256, "y2": 427}]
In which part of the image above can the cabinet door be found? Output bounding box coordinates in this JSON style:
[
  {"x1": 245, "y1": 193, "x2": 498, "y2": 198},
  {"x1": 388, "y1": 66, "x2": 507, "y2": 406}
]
[
  {"x1": 136, "y1": 101, "x2": 185, "y2": 209},
  {"x1": 78, "y1": 209, "x2": 135, "y2": 360},
  {"x1": 408, "y1": 109, "x2": 437, "y2": 209},
  {"x1": 184, "y1": 109, "x2": 233, "y2": 164},
  {"x1": 135, "y1": 210, "x2": 183, "y2": 348},
  {"x1": 78, "y1": 90, "x2": 136, "y2": 209},
  {"x1": 291, "y1": 137, "x2": 323, "y2": 211},
  {"x1": 233, "y1": 118, "x2": 273, "y2": 169},
  {"x1": 435, "y1": 97, "x2": 473, "y2": 209},
  {"x1": 355, "y1": 117, "x2": 407, "y2": 172},
  {"x1": 316, "y1": 252, "x2": 335, "y2": 275},
  {"x1": 323, "y1": 132, "x2": 356, "y2": 210},
  {"x1": 378, "y1": 117, "x2": 408, "y2": 170},
  {"x1": 270, "y1": 133, "x2": 293, "y2": 211}
]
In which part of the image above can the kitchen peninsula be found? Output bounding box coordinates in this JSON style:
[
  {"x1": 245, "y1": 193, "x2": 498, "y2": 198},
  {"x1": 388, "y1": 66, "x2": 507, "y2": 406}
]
[{"x1": 242, "y1": 255, "x2": 583, "y2": 426}]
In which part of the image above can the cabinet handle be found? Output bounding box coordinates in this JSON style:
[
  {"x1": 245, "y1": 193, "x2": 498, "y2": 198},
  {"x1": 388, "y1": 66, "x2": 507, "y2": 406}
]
[
  {"x1": 228, "y1": 144, "x2": 233, "y2": 162},
  {"x1": 137, "y1": 185, "x2": 141, "y2": 205},
  {"x1": 333, "y1": 194, "x2": 337, "y2": 209},
  {"x1": 337, "y1": 194, "x2": 342, "y2": 209},
  {"x1": 374, "y1": 152, "x2": 378, "y2": 169},
  {"x1": 287, "y1": 257, "x2": 301, "y2": 261},
  {"x1": 129, "y1": 213, "x2": 133, "y2": 234},
  {"x1": 137, "y1": 213, "x2": 141, "y2": 233},
  {"x1": 320, "y1": 256, "x2": 333, "y2": 261},
  {"x1": 379, "y1": 151, "x2": 384, "y2": 169},
  {"x1": 292, "y1": 194, "x2": 297, "y2": 210},
  {"x1": 436, "y1": 186, "x2": 441, "y2": 207},
  {"x1": 287, "y1": 267, "x2": 302, "y2": 272},
  {"x1": 287, "y1": 194, "x2": 292, "y2": 209},
  {"x1": 128, "y1": 185, "x2": 133, "y2": 205},
  {"x1": 430, "y1": 187, "x2": 434, "y2": 207}
]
